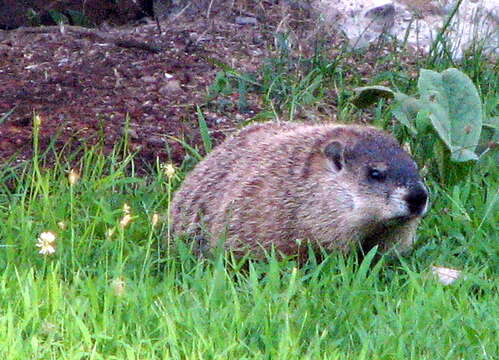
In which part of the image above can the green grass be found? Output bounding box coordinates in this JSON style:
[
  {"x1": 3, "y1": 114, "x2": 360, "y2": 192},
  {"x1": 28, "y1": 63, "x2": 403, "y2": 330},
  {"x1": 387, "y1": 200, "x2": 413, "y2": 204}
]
[
  {"x1": 0, "y1": 132, "x2": 497, "y2": 359},
  {"x1": 1, "y1": 24, "x2": 498, "y2": 359}
]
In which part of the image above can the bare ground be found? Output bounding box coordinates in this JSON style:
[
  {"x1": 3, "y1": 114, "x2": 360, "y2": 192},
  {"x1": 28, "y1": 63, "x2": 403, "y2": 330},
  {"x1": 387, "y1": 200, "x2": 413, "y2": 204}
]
[{"x1": 0, "y1": 2, "x2": 420, "y2": 169}]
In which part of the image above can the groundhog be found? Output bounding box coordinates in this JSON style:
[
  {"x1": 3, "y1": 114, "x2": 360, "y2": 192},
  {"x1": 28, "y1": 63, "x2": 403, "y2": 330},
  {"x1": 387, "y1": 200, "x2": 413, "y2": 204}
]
[{"x1": 170, "y1": 122, "x2": 429, "y2": 259}]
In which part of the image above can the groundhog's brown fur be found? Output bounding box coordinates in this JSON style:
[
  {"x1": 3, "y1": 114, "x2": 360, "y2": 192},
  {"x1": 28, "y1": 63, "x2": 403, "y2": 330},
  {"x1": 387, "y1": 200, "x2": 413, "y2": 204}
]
[{"x1": 170, "y1": 122, "x2": 429, "y2": 259}]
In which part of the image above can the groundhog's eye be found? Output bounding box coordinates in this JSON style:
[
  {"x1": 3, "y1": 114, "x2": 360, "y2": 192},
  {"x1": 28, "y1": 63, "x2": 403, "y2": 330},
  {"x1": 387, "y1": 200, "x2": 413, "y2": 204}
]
[{"x1": 368, "y1": 168, "x2": 386, "y2": 182}]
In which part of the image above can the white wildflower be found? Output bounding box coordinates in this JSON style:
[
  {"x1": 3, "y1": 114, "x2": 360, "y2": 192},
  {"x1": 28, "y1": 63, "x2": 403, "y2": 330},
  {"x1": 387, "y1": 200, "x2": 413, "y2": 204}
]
[
  {"x1": 163, "y1": 163, "x2": 176, "y2": 179},
  {"x1": 36, "y1": 231, "x2": 56, "y2": 255},
  {"x1": 111, "y1": 277, "x2": 126, "y2": 296},
  {"x1": 151, "y1": 213, "x2": 160, "y2": 227},
  {"x1": 68, "y1": 169, "x2": 80, "y2": 185}
]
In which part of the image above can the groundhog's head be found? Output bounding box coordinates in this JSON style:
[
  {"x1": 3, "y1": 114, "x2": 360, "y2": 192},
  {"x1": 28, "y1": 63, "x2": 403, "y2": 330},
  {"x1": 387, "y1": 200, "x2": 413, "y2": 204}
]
[{"x1": 322, "y1": 126, "x2": 429, "y2": 253}]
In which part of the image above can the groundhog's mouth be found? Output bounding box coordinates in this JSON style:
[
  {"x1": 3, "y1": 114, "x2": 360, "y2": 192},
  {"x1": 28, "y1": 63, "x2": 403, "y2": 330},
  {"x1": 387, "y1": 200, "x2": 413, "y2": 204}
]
[{"x1": 360, "y1": 218, "x2": 409, "y2": 255}]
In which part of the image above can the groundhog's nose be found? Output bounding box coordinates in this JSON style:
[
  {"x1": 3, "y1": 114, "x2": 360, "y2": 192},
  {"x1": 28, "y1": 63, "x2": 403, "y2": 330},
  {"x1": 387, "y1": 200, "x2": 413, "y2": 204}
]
[{"x1": 405, "y1": 184, "x2": 429, "y2": 216}]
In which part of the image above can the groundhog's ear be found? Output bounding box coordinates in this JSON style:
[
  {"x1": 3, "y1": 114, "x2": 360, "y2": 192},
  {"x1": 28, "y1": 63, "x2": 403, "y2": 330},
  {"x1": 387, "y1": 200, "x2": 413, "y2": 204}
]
[{"x1": 324, "y1": 141, "x2": 344, "y2": 171}]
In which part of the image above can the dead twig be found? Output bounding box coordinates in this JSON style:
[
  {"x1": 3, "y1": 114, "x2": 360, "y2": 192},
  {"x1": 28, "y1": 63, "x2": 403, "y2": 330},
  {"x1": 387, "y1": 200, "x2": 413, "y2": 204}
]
[{"x1": 13, "y1": 25, "x2": 162, "y2": 53}]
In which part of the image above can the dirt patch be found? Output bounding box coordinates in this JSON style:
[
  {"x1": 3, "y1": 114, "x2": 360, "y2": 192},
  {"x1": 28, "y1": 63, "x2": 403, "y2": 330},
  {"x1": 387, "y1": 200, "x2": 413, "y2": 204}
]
[
  {"x1": 0, "y1": 2, "x2": 420, "y2": 169},
  {"x1": 0, "y1": 9, "x2": 274, "y2": 166}
]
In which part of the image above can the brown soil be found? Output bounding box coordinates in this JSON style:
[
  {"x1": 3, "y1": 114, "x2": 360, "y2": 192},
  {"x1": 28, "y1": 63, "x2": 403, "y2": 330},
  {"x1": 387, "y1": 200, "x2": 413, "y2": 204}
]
[{"x1": 0, "y1": 2, "x2": 418, "y2": 169}]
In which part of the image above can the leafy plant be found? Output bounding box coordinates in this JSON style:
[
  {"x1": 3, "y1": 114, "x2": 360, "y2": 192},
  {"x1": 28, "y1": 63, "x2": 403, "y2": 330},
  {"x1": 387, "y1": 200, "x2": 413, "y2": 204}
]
[
  {"x1": 205, "y1": 57, "x2": 257, "y2": 113},
  {"x1": 26, "y1": 8, "x2": 43, "y2": 26},
  {"x1": 352, "y1": 68, "x2": 495, "y2": 183},
  {"x1": 49, "y1": 9, "x2": 70, "y2": 25},
  {"x1": 205, "y1": 31, "x2": 343, "y2": 120},
  {"x1": 207, "y1": 71, "x2": 234, "y2": 100},
  {"x1": 197, "y1": 106, "x2": 213, "y2": 154},
  {"x1": 65, "y1": 9, "x2": 92, "y2": 27},
  {"x1": 259, "y1": 37, "x2": 329, "y2": 119}
]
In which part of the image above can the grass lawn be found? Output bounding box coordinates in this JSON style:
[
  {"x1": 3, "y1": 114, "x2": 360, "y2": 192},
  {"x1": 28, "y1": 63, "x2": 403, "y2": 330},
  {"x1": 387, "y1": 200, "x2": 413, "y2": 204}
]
[{"x1": 1, "y1": 128, "x2": 497, "y2": 359}]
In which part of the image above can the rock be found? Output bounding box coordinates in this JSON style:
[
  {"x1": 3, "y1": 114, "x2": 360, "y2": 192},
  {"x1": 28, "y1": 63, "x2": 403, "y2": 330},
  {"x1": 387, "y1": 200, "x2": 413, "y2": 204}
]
[
  {"x1": 159, "y1": 80, "x2": 182, "y2": 95},
  {"x1": 141, "y1": 75, "x2": 156, "y2": 83},
  {"x1": 147, "y1": 136, "x2": 165, "y2": 146},
  {"x1": 126, "y1": 128, "x2": 139, "y2": 139},
  {"x1": 314, "y1": 0, "x2": 498, "y2": 59},
  {"x1": 235, "y1": 16, "x2": 258, "y2": 25}
]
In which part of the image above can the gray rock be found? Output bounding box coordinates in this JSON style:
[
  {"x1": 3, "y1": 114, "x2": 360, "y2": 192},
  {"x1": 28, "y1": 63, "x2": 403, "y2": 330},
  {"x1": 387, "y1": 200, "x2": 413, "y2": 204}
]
[
  {"x1": 126, "y1": 128, "x2": 139, "y2": 140},
  {"x1": 159, "y1": 80, "x2": 182, "y2": 95},
  {"x1": 147, "y1": 136, "x2": 165, "y2": 146},
  {"x1": 235, "y1": 16, "x2": 258, "y2": 25},
  {"x1": 314, "y1": 0, "x2": 498, "y2": 59},
  {"x1": 141, "y1": 76, "x2": 156, "y2": 83}
]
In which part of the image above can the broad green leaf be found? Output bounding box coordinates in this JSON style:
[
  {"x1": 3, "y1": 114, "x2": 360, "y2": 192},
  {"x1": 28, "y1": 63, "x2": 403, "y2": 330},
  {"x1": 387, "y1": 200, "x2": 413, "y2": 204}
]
[{"x1": 352, "y1": 85, "x2": 395, "y2": 108}]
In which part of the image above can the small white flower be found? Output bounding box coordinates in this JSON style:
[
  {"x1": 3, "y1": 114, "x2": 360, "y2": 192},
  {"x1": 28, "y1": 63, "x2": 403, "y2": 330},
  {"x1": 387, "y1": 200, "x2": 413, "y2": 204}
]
[
  {"x1": 57, "y1": 221, "x2": 66, "y2": 230},
  {"x1": 122, "y1": 203, "x2": 131, "y2": 215},
  {"x1": 163, "y1": 163, "x2": 176, "y2": 179},
  {"x1": 120, "y1": 214, "x2": 132, "y2": 228},
  {"x1": 68, "y1": 169, "x2": 80, "y2": 185},
  {"x1": 111, "y1": 277, "x2": 126, "y2": 296},
  {"x1": 151, "y1": 213, "x2": 160, "y2": 227},
  {"x1": 106, "y1": 228, "x2": 116, "y2": 238},
  {"x1": 36, "y1": 231, "x2": 56, "y2": 255}
]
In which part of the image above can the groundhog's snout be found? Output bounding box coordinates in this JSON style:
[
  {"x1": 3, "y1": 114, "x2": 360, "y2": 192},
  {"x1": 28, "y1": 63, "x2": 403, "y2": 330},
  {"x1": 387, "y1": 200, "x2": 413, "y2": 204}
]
[{"x1": 404, "y1": 183, "x2": 429, "y2": 217}]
